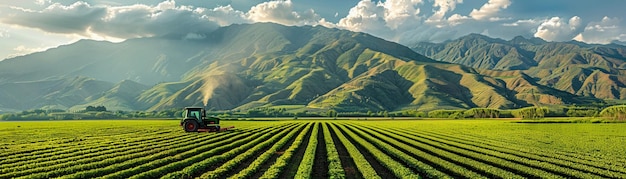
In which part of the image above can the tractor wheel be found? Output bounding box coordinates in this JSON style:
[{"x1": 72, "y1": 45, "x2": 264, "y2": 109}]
[{"x1": 183, "y1": 120, "x2": 199, "y2": 132}]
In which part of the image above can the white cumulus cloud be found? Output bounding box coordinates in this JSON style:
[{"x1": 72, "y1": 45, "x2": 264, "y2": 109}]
[
  {"x1": 427, "y1": 0, "x2": 463, "y2": 23},
  {"x1": 196, "y1": 5, "x2": 248, "y2": 26},
  {"x1": 1, "y1": 1, "x2": 219, "y2": 39},
  {"x1": 248, "y1": 0, "x2": 321, "y2": 26},
  {"x1": 575, "y1": 16, "x2": 625, "y2": 44},
  {"x1": 336, "y1": 0, "x2": 423, "y2": 40},
  {"x1": 469, "y1": 0, "x2": 511, "y2": 20},
  {"x1": 534, "y1": 16, "x2": 583, "y2": 42}
]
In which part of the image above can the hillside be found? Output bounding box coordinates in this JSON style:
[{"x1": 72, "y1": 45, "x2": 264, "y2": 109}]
[
  {"x1": 0, "y1": 23, "x2": 609, "y2": 112},
  {"x1": 412, "y1": 34, "x2": 626, "y2": 101}
]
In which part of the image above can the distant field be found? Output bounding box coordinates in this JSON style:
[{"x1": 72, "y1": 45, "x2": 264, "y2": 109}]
[{"x1": 1, "y1": 119, "x2": 625, "y2": 178}]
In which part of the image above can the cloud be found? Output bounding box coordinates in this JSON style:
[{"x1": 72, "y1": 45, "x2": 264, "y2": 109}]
[
  {"x1": 469, "y1": 0, "x2": 511, "y2": 20},
  {"x1": 575, "y1": 16, "x2": 625, "y2": 44},
  {"x1": 196, "y1": 5, "x2": 248, "y2": 26},
  {"x1": 35, "y1": 0, "x2": 52, "y2": 6},
  {"x1": 2, "y1": 2, "x2": 107, "y2": 35},
  {"x1": 336, "y1": 0, "x2": 423, "y2": 40},
  {"x1": 1, "y1": 0, "x2": 624, "y2": 50},
  {"x1": 0, "y1": 0, "x2": 328, "y2": 40},
  {"x1": 502, "y1": 19, "x2": 540, "y2": 27},
  {"x1": 426, "y1": 0, "x2": 463, "y2": 23},
  {"x1": 248, "y1": 0, "x2": 321, "y2": 26},
  {"x1": 534, "y1": 16, "x2": 583, "y2": 42},
  {"x1": 446, "y1": 14, "x2": 470, "y2": 26},
  {"x1": 0, "y1": 1, "x2": 219, "y2": 39},
  {"x1": 92, "y1": 1, "x2": 219, "y2": 39}
]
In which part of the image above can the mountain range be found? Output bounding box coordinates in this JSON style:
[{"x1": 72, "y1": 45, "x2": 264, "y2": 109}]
[
  {"x1": 0, "y1": 23, "x2": 623, "y2": 113},
  {"x1": 411, "y1": 34, "x2": 626, "y2": 101}
]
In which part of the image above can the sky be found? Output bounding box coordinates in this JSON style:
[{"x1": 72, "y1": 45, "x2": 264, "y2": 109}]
[{"x1": 1, "y1": 0, "x2": 625, "y2": 60}]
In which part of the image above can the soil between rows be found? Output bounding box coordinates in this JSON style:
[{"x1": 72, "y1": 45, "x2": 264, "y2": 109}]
[
  {"x1": 424, "y1": 130, "x2": 626, "y2": 178},
  {"x1": 349, "y1": 124, "x2": 471, "y2": 179},
  {"x1": 333, "y1": 124, "x2": 396, "y2": 179},
  {"x1": 326, "y1": 123, "x2": 362, "y2": 179},
  {"x1": 392, "y1": 128, "x2": 545, "y2": 178},
  {"x1": 312, "y1": 123, "x2": 328, "y2": 179},
  {"x1": 409, "y1": 130, "x2": 597, "y2": 178},
  {"x1": 249, "y1": 124, "x2": 305, "y2": 178},
  {"x1": 278, "y1": 123, "x2": 314, "y2": 178},
  {"x1": 204, "y1": 126, "x2": 293, "y2": 178}
]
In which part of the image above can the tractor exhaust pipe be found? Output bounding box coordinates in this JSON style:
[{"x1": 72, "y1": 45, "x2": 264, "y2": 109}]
[{"x1": 202, "y1": 106, "x2": 207, "y2": 117}]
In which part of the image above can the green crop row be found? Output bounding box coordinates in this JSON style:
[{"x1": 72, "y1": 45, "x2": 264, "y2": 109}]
[
  {"x1": 165, "y1": 123, "x2": 304, "y2": 179},
  {"x1": 115, "y1": 125, "x2": 281, "y2": 178},
  {"x1": 386, "y1": 128, "x2": 565, "y2": 178},
  {"x1": 418, "y1": 130, "x2": 626, "y2": 178},
  {"x1": 13, "y1": 130, "x2": 242, "y2": 179},
  {"x1": 0, "y1": 130, "x2": 176, "y2": 163},
  {"x1": 429, "y1": 129, "x2": 626, "y2": 172},
  {"x1": 344, "y1": 124, "x2": 461, "y2": 178},
  {"x1": 404, "y1": 129, "x2": 607, "y2": 178},
  {"x1": 294, "y1": 122, "x2": 320, "y2": 179},
  {"x1": 328, "y1": 123, "x2": 380, "y2": 179},
  {"x1": 65, "y1": 130, "x2": 255, "y2": 179},
  {"x1": 334, "y1": 123, "x2": 420, "y2": 178},
  {"x1": 3, "y1": 133, "x2": 201, "y2": 179},
  {"x1": 1, "y1": 133, "x2": 193, "y2": 173},
  {"x1": 322, "y1": 122, "x2": 345, "y2": 179},
  {"x1": 260, "y1": 122, "x2": 315, "y2": 178},
  {"x1": 351, "y1": 124, "x2": 516, "y2": 178},
  {"x1": 125, "y1": 125, "x2": 293, "y2": 179},
  {"x1": 96, "y1": 127, "x2": 272, "y2": 179},
  {"x1": 226, "y1": 123, "x2": 309, "y2": 179},
  {"x1": 196, "y1": 124, "x2": 304, "y2": 178}
]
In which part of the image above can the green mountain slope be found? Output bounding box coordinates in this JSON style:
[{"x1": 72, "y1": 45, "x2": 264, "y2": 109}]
[
  {"x1": 0, "y1": 77, "x2": 113, "y2": 110},
  {"x1": 71, "y1": 80, "x2": 149, "y2": 111},
  {"x1": 412, "y1": 34, "x2": 626, "y2": 100},
  {"x1": 0, "y1": 38, "x2": 210, "y2": 85}
]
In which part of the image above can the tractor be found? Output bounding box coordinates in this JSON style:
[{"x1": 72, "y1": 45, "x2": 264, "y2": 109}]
[{"x1": 180, "y1": 107, "x2": 232, "y2": 132}]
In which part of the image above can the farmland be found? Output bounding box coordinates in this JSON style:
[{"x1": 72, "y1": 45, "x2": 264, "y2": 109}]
[{"x1": 1, "y1": 119, "x2": 625, "y2": 178}]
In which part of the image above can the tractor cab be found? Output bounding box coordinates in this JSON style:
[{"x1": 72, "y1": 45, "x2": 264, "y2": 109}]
[{"x1": 180, "y1": 107, "x2": 220, "y2": 132}]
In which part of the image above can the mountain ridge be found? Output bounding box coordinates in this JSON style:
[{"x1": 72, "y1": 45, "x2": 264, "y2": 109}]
[
  {"x1": 412, "y1": 34, "x2": 626, "y2": 101},
  {"x1": 0, "y1": 23, "x2": 615, "y2": 112}
]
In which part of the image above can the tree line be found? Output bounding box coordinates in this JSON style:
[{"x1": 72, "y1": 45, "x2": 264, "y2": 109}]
[{"x1": 1, "y1": 105, "x2": 625, "y2": 121}]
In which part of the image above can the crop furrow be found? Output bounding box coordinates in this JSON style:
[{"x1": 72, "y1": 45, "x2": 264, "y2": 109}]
[
  {"x1": 405, "y1": 129, "x2": 609, "y2": 178},
  {"x1": 455, "y1": 131, "x2": 626, "y2": 167},
  {"x1": 11, "y1": 127, "x2": 254, "y2": 179},
  {"x1": 90, "y1": 126, "x2": 281, "y2": 179},
  {"x1": 345, "y1": 123, "x2": 484, "y2": 179},
  {"x1": 322, "y1": 122, "x2": 346, "y2": 179},
  {"x1": 260, "y1": 122, "x2": 314, "y2": 178},
  {"x1": 1, "y1": 133, "x2": 193, "y2": 172},
  {"x1": 161, "y1": 123, "x2": 304, "y2": 179},
  {"x1": 428, "y1": 130, "x2": 626, "y2": 176},
  {"x1": 388, "y1": 128, "x2": 572, "y2": 178},
  {"x1": 225, "y1": 123, "x2": 308, "y2": 179},
  {"x1": 329, "y1": 123, "x2": 383, "y2": 179},
  {"x1": 0, "y1": 130, "x2": 177, "y2": 162},
  {"x1": 294, "y1": 122, "x2": 320, "y2": 179},
  {"x1": 195, "y1": 124, "x2": 306, "y2": 179}
]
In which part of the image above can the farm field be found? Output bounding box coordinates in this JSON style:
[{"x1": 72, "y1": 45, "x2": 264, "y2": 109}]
[{"x1": 1, "y1": 119, "x2": 625, "y2": 178}]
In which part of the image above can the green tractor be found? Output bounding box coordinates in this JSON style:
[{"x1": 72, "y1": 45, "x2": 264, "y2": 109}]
[{"x1": 180, "y1": 107, "x2": 222, "y2": 132}]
